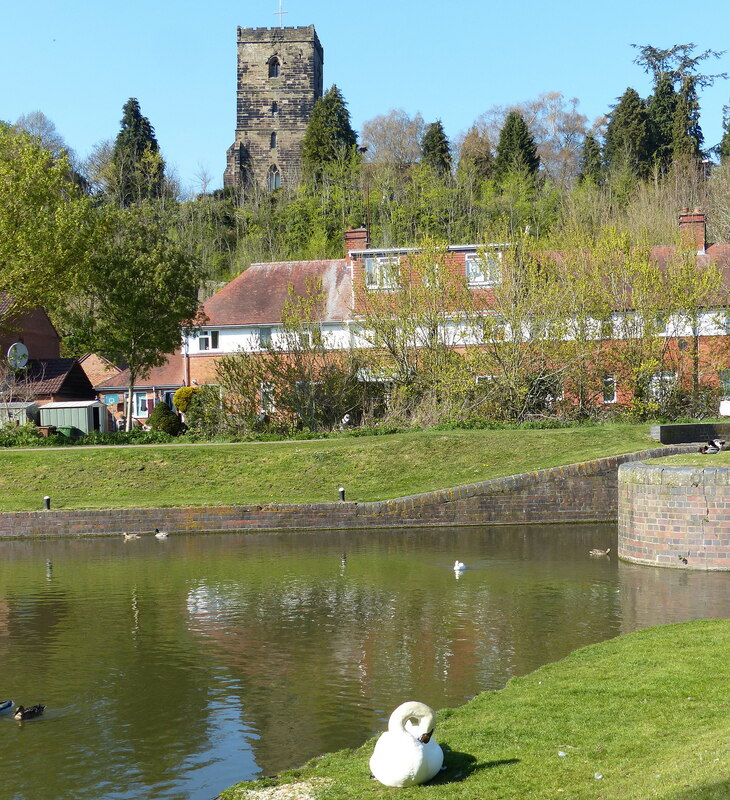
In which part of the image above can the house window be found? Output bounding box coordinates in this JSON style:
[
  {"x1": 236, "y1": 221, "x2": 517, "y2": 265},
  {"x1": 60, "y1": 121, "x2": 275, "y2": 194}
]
[
  {"x1": 271, "y1": 101, "x2": 279, "y2": 115},
  {"x1": 466, "y1": 252, "x2": 501, "y2": 286},
  {"x1": 364, "y1": 256, "x2": 400, "y2": 290},
  {"x1": 259, "y1": 326, "x2": 272, "y2": 348},
  {"x1": 720, "y1": 369, "x2": 730, "y2": 397},
  {"x1": 260, "y1": 381, "x2": 275, "y2": 412},
  {"x1": 602, "y1": 375, "x2": 617, "y2": 404},
  {"x1": 268, "y1": 58, "x2": 280, "y2": 78},
  {"x1": 648, "y1": 370, "x2": 676, "y2": 400},
  {"x1": 199, "y1": 330, "x2": 219, "y2": 351},
  {"x1": 599, "y1": 315, "x2": 614, "y2": 340},
  {"x1": 134, "y1": 392, "x2": 149, "y2": 418},
  {"x1": 163, "y1": 391, "x2": 176, "y2": 409},
  {"x1": 270, "y1": 131, "x2": 277, "y2": 149},
  {"x1": 268, "y1": 165, "x2": 281, "y2": 191}
]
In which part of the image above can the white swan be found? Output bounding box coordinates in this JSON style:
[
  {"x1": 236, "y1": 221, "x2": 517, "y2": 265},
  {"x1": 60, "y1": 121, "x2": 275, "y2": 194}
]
[
  {"x1": 453, "y1": 560, "x2": 466, "y2": 572},
  {"x1": 369, "y1": 701, "x2": 444, "y2": 787}
]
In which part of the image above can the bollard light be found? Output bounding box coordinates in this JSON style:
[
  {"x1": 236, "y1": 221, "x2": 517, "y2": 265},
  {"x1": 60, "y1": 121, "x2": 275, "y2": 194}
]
[
  {"x1": 339, "y1": 487, "x2": 345, "y2": 502},
  {"x1": 43, "y1": 496, "x2": 51, "y2": 511}
]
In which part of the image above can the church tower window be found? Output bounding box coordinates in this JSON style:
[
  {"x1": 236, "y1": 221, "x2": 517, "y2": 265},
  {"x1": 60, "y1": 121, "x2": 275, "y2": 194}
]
[
  {"x1": 268, "y1": 165, "x2": 281, "y2": 191},
  {"x1": 270, "y1": 132, "x2": 277, "y2": 149},
  {"x1": 271, "y1": 101, "x2": 279, "y2": 115},
  {"x1": 268, "y1": 57, "x2": 280, "y2": 78}
]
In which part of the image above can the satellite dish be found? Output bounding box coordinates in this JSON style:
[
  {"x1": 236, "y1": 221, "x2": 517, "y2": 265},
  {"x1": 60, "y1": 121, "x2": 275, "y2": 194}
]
[{"x1": 7, "y1": 342, "x2": 29, "y2": 370}]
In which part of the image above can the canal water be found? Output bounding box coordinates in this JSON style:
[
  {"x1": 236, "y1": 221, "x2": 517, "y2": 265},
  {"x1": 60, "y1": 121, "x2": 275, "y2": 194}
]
[{"x1": 1, "y1": 523, "x2": 728, "y2": 800}]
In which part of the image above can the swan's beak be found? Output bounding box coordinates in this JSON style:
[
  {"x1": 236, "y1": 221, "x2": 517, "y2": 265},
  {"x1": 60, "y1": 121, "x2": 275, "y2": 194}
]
[{"x1": 419, "y1": 730, "x2": 434, "y2": 744}]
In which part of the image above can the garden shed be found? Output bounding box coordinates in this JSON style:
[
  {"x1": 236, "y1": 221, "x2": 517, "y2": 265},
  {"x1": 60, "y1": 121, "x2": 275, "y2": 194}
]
[
  {"x1": 0, "y1": 402, "x2": 40, "y2": 427},
  {"x1": 39, "y1": 400, "x2": 109, "y2": 436}
]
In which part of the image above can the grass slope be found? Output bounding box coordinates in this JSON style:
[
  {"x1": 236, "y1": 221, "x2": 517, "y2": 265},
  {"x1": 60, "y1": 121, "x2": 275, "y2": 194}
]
[
  {"x1": 0, "y1": 424, "x2": 658, "y2": 511},
  {"x1": 222, "y1": 619, "x2": 730, "y2": 800},
  {"x1": 650, "y1": 451, "x2": 730, "y2": 468}
]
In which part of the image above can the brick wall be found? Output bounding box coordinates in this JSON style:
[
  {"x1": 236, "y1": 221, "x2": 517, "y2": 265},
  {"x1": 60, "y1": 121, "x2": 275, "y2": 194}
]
[
  {"x1": 0, "y1": 447, "x2": 688, "y2": 540},
  {"x1": 619, "y1": 462, "x2": 730, "y2": 570}
]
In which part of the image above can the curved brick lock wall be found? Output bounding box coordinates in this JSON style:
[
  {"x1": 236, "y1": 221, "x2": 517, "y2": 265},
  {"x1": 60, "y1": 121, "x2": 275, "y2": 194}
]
[{"x1": 618, "y1": 463, "x2": 730, "y2": 570}]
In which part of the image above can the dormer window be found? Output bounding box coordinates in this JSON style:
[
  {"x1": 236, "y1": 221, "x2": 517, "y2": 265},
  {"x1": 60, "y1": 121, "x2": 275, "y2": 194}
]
[
  {"x1": 199, "y1": 329, "x2": 219, "y2": 351},
  {"x1": 466, "y1": 251, "x2": 501, "y2": 287},
  {"x1": 268, "y1": 165, "x2": 281, "y2": 191},
  {"x1": 268, "y1": 58, "x2": 280, "y2": 78},
  {"x1": 270, "y1": 131, "x2": 277, "y2": 149},
  {"x1": 364, "y1": 256, "x2": 400, "y2": 290}
]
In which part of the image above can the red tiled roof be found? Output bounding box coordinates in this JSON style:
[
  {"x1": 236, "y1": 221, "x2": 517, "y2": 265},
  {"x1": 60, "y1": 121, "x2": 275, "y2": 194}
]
[
  {"x1": 95, "y1": 353, "x2": 185, "y2": 391},
  {"x1": 202, "y1": 259, "x2": 352, "y2": 326},
  {"x1": 20, "y1": 359, "x2": 95, "y2": 400}
]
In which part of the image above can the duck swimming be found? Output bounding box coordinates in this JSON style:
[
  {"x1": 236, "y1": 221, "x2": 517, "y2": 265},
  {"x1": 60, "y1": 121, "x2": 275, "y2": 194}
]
[
  {"x1": 589, "y1": 547, "x2": 611, "y2": 557},
  {"x1": 154, "y1": 528, "x2": 168, "y2": 539},
  {"x1": 13, "y1": 704, "x2": 45, "y2": 720},
  {"x1": 123, "y1": 533, "x2": 140, "y2": 541},
  {"x1": 369, "y1": 701, "x2": 444, "y2": 787},
  {"x1": 453, "y1": 560, "x2": 466, "y2": 572}
]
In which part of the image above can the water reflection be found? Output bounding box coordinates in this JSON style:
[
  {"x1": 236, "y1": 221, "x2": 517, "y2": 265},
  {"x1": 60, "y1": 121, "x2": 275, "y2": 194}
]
[{"x1": 0, "y1": 524, "x2": 727, "y2": 800}]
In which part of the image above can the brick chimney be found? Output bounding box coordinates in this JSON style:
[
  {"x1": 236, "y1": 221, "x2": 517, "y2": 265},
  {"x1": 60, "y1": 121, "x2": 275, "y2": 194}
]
[
  {"x1": 344, "y1": 227, "x2": 369, "y2": 256},
  {"x1": 679, "y1": 207, "x2": 706, "y2": 253}
]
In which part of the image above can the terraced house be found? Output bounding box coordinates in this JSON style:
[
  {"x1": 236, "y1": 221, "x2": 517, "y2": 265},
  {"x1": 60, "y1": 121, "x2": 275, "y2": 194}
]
[{"x1": 95, "y1": 209, "x2": 730, "y2": 425}]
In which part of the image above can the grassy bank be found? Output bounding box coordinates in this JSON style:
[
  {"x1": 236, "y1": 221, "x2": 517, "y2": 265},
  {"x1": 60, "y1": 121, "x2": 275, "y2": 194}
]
[
  {"x1": 221, "y1": 619, "x2": 730, "y2": 800},
  {"x1": 0, "y1": 424, "x2": 660, "y2": 512},
  {"x1": 650, "y1": 451, "x2": 730, "y2": 468}
]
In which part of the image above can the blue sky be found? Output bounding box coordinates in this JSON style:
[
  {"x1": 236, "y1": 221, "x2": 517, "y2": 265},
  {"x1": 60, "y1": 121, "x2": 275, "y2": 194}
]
[{"x1": 3, "y1": 0, "x2": 730, "y2": 193}]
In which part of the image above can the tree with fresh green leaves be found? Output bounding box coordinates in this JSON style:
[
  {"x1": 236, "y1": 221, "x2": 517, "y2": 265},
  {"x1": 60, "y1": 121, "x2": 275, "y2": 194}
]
[
  {"x1": 421, "y1": 120, "x2": 452, "y2": 176},
  {"x1": 494, "y1": 111, "x2": 540, "y2": 183},
  {"x1": 65, "y1": 203, "x2": 203, "y2": 430},
  {"x1": 457, "y1": 126, "x2": 494, "y2": 182},
  {"x1": 0, "y1": 124, "x2": 91, "y2": 329},
  {"x1": 301, "y1": 85, "x2": 358, "y2": 184},
  {"x1": 604, "y1": 88, "x2": 651, "y2": 176},
  {"x1": 111, "y1": 98, "x2": 166, "y2": 206}
]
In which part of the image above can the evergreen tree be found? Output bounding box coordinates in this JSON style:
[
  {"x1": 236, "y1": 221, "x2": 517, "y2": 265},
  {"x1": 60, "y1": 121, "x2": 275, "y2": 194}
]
[
  {"x1": 111, "y1": 98, "x2": 165, "y2": 207},
  {"x1": 457, "y1": 126, "x2": 493, "y2": 181},
  {"x1": 719, "y1": 104, "x2": 730, "y2": 164},
  {"x1": 671, "y1": 76, "x2": 703, "y2": 158},
  {"x1": 421, "y1": 120, "x2": 452, "y2": 175},
  {"x1": 301, "y1": 85, "x2": 358, "y2": 183},
  {"x1": 604, "y1": 88, "x2": 650, "y2": 175},
  {"x1": 646, "y1": 72, "x2": 677, "y2": 170},
  {"x1": 494, "y1": 111, "x2": 540, "y2": 183},
  {"x1": 578, "y1": 134, "x2": 604, "y2": 184}
]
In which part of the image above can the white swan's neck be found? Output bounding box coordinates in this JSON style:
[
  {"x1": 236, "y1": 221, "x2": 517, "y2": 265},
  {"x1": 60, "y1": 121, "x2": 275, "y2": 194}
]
[{"x1": 388, "y1": 701, "x2": 436, "y2": 739}]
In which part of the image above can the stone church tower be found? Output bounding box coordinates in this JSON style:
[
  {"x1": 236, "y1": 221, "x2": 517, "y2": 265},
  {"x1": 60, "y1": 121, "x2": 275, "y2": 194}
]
[{"x1": 224, "y1": 25, "x2": 323, "y2": 190}]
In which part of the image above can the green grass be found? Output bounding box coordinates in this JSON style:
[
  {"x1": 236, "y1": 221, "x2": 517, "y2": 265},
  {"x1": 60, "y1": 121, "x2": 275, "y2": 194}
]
[
  {"x1": 650, "y1": 451, "x2": 730, "y2": 468},
  {"x1": 221, "y1": 619, "x2": 730, "y2": 800},
  {"x1": 0, "y1": 423, "x2": 660, "y2": 511}
]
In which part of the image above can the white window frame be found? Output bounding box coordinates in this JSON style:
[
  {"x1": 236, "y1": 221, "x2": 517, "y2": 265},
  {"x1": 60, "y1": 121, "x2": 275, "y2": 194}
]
[
  {"x1": 199, "y1": 329, "x2": 220, "y2": 352},
  {"x1": 648, "y1": 370, "x2": 676, "y2": 400},
  {"x1": 258, "y1": 326, "x2": 273, "y2": 349},
  {"x1": 260, "y1": 381, "x2": 276, "y2": 413},
  {"x1": 466, "y1": 251, "x2": 501, "y2": 287},
  {"x1": 601, "y1": 374, "x2": 617, "y2": 404},
  {"x1": 134, "y1": 392, "x2": 149, "y2": 418},
  {"x1": 364, "y1": 256, "x2": 400, "y2": 290}
]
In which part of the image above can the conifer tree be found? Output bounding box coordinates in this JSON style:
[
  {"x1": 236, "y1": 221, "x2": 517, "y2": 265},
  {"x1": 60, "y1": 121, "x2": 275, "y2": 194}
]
[
  {"x1": 421, "y1": 120, "x2": 452, "y2": 176},
  {"x1": 671, "y1": 76, "x2": 703, "y2": 158},
  {"x1": 111, "y1": 98, "x2": 165, "y2": 207},
  {"x1": 458, "y1": 126, "x2": 493, "y2": 181},
  {"x1": 646, "y1": 72, "x2": 677, "y2": 170},
  {"x1": 604, "y1": 88, "x2": 651, "y2": 175},
  {"x1": 494, "y1": 111, "x2": 540, "y2": 183},
  {"x1": 719, "y1": 105, "x2": 730, "y2": 164},
  {"x1": 578, "y1": 134, "x2": 604, "y2": 184},
  {"x1": 301, "y1": 85, "x2": 358, "y2": 184}
]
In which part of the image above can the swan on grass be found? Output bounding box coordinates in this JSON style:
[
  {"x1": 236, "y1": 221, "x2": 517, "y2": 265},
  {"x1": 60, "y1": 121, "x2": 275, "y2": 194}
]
[{"x1": 369, "y1": 701, "x2": 444, "y2": 787}]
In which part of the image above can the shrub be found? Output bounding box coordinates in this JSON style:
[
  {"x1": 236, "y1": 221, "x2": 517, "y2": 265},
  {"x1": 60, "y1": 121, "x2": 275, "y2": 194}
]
[
  {"x1": 172, "y1": 385, "x2": 201, "y2": 412},
  {"x1": 0, "y1": 423, "x2": 45, "y2": 447},
  {"x1": 147, "y1": 400, "x2": 185, "y2": 435}
]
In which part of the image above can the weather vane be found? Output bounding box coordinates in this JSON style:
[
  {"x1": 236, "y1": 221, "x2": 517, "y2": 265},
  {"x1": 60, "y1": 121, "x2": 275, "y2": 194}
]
[{"x1": 274, "y1": 0, "x2": 288, "y2": 28}]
